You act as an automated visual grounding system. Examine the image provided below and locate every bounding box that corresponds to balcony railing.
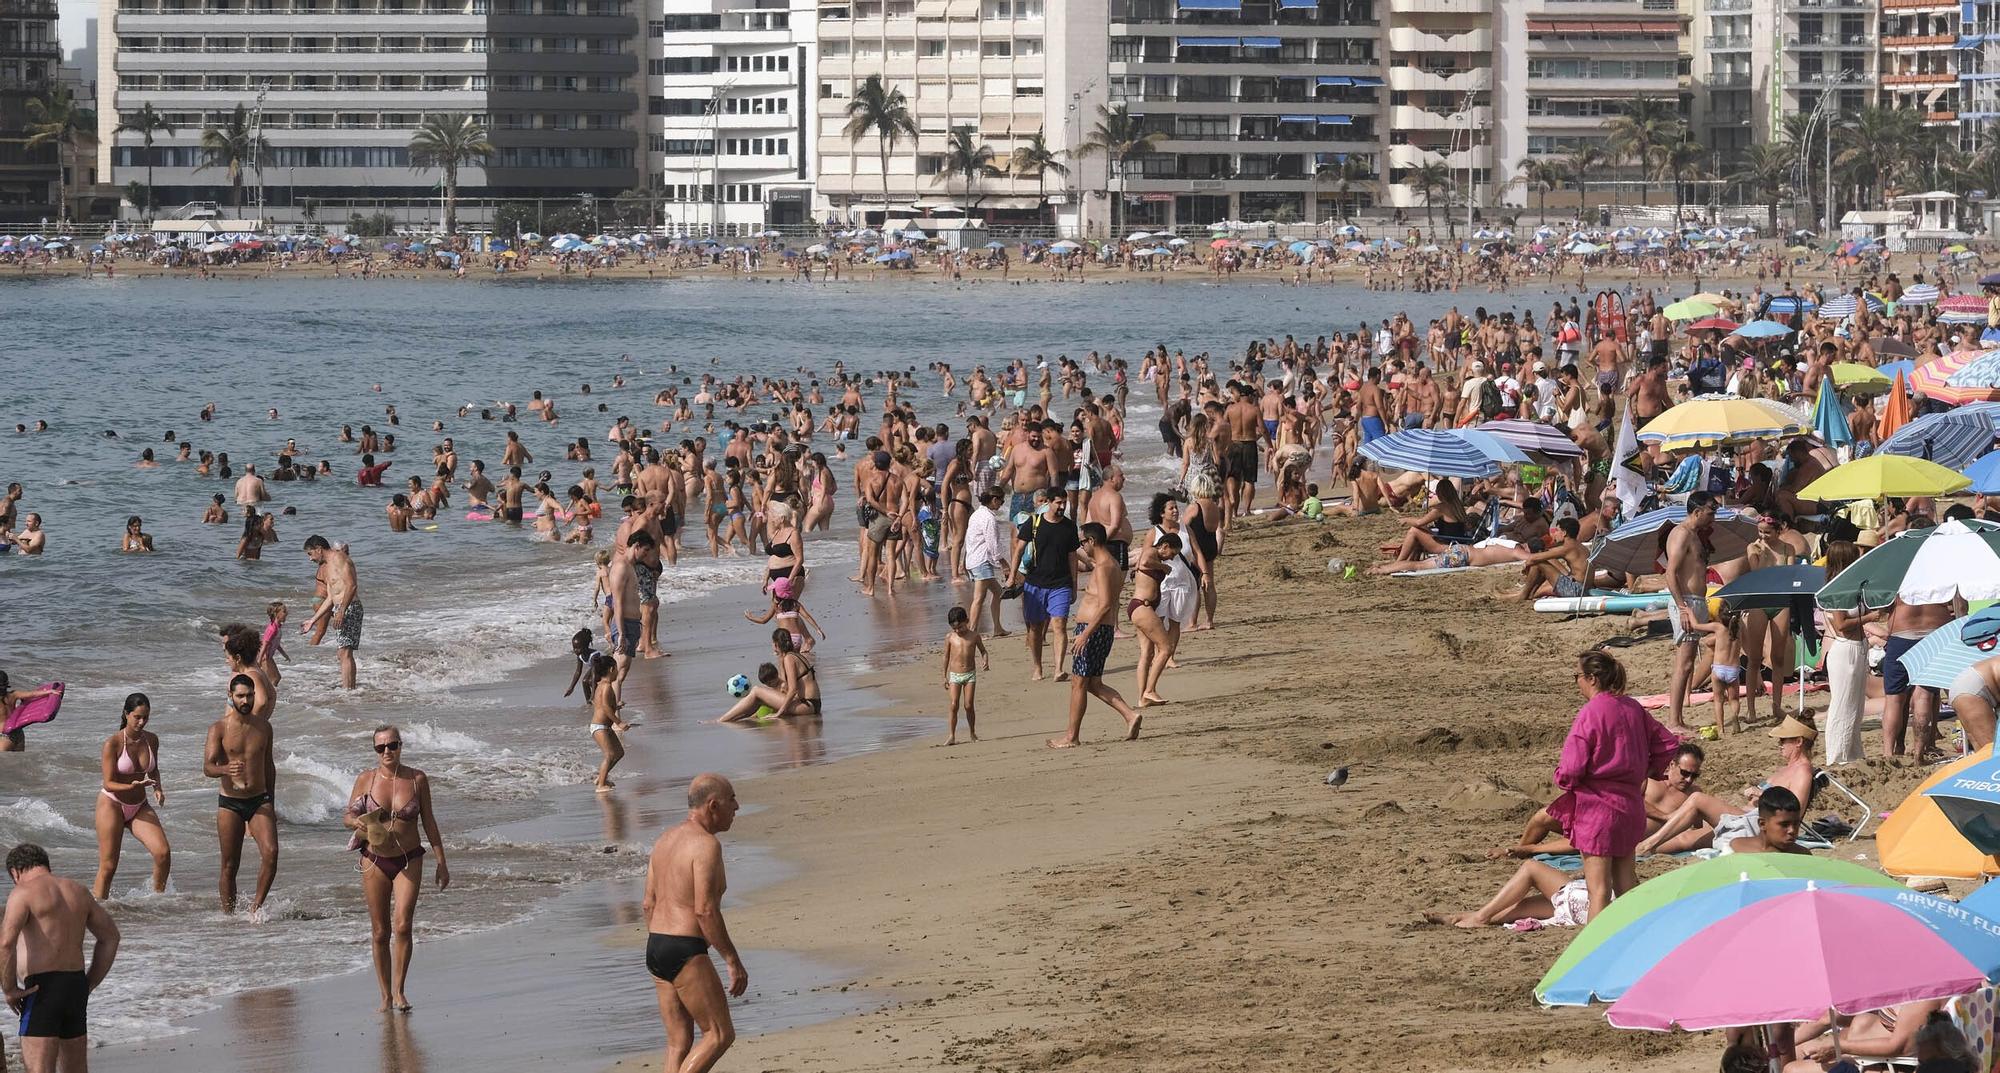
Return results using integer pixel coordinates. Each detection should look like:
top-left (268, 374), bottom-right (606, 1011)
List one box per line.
top-left (1705, 34), bottom-right (1751, 48)
top-left (0, 0), bottom-right (60, 16)
top-left (1709, 71), bottom-right (1751, 85)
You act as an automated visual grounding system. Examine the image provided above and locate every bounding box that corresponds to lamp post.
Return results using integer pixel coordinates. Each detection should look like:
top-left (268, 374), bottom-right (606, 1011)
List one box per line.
top-left (1065, 76), bottom-right (1096, 237)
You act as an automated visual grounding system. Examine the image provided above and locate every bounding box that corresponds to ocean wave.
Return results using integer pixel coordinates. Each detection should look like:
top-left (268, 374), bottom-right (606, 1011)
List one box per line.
top-left (275, 751), bottom-right (361, 824)
top-left (0, 797), bottom-right (89, 841)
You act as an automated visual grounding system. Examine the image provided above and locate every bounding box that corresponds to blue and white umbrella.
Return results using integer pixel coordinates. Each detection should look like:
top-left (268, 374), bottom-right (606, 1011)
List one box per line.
top-left (1454, 429), bottom-right (1533, 465)
top-left (1592, 505), bottom-right (1758, 577)
top-left (1877, 359), bottom-right (1919, 383)
top-left (1766, 295), bottom-right (1817, 316)
top-left (1818, 294), bottom-right (1859, 318)
top-left (1733, 320), bottom-right (1791, 340)
top-left (1900, 283), bottom-right (1942, 306)
top-left (1924, 732), bottom-right (2000, 854)
top-left (1896, 611), bottom-right (2000, 692)
top-left (1948, 349), bottom-right (2000, 391)
top-left (1877, 411), bottom-right (1997, 470)
top-left (1358, 429), bottom-right (1501, 478)
top-left (1049, 239), bottom-right (1080, 251)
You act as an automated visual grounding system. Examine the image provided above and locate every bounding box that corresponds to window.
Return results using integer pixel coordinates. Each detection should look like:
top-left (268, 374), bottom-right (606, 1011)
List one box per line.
top-left (823, 41), bottom-right (850, 56)
top-left (1015, 37), bottom-right (1041, 55)
top-left (921, 39), bottom-right (943, 56)
top-left (980, 40), bottom-right (1010, 56)
top-left (1015, 76), bottom-right (1042, 97)
top-left (655, 137), bottom-right (715, 154)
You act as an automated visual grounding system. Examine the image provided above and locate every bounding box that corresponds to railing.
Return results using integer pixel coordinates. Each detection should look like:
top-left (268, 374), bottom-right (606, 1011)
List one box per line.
top-left (1705, 34), bottom-right (1751, 48)
top-left (0, 0), bottom-right (60, 16)
top-left (1710, 71), bottom-right (1751, 85)
top-left (1881, 33), bottom-right (1956, 47)
top-left (1112, 91), bottom-right (1378, 104)
top-left (0, 41), bottom-right (63, 57)
top-left (1110, 13), bottom-right (1377, 25)
top-left (119, 43), bottom-right (487, 51)
top-left (120, 4), bottom-right (486, 13)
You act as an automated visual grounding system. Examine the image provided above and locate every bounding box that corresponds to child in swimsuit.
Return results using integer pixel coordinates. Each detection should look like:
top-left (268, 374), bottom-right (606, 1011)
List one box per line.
top-left (941, 606), bottom-right (989, 745)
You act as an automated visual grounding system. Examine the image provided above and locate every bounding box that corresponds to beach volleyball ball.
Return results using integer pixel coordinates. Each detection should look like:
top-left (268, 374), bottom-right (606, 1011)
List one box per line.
top-left (727, 674), bottom-right (752, 697)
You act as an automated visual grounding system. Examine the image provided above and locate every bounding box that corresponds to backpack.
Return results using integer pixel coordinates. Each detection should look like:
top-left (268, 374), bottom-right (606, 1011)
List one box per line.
top-left (1478, 378), bottom-right (1505, 421)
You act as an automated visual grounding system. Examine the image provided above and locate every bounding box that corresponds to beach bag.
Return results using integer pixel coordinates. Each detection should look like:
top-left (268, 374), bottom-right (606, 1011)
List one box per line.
top-left (1478, 379), bottom-right (1504, 422)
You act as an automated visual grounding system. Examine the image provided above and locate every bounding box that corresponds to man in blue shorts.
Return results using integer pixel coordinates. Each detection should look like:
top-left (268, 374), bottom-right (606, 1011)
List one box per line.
top-left (1005, 488), bottom-right (1079, 681)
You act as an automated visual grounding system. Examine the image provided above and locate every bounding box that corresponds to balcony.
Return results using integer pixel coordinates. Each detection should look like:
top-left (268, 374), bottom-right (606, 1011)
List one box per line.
top-left (0, 0), bottom-right (60, 15)
top-left (1386, 64), bottom-right (1486, 92)
top-left (1707, 0), bottom-right (1750, 8)
top-left (1883, 0), bottom-right (1955, 8)
top-left (1388, 0), bottom-right (1486, 11)
top-left (1387, 142), bottom-right (1489, 170)
top-left (0, 40), bottom-right (61, 57)
top-left (1882, 33), bottom-right (1956, 48)
top-left (1709, 70), bottom-right (1751, 86)
top-left (1785, 0), bottom-right (1869, 8)
top-left (1386, 26), bottom-right (1491, 52)
top-left (1784, 32), bottom-right (1874, 47)
top-left (1704, 34), bottom-right (1750, 49)
top-left (1925, 109), bottom-right (1959, 123)
top-left (1390, 104), bottom-right (1488, 129)
top-left (1882, 70), bottom-right (1955, 85)
top-left (1786, 69), bottom-right (1870, 85)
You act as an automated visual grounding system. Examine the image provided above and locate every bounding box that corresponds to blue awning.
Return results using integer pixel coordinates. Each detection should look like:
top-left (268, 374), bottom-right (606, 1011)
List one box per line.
top-left (1317, 114), bottom-right (1352, 124)
top-left (1279, 114), bottom-right (1316, 122)
top-left (1279, 0), bottom-right (1317, 7)
top-left (1177, 0), bottom-right (1242, 9)
top-left (1177, 35), bottom-right (1239, 46)
top-left (1315, 75), bottom-right (1352, 86)
top-left (1240, 35), bottom-right (1281, 47)
top-left (1314, 152), bottom-right (1349, 164)
top-left (1350, 75), bottom-right (1384, 87)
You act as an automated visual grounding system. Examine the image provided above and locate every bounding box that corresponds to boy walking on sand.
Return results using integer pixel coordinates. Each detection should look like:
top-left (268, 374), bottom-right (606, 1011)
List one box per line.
top-left (942, 607), bottom-right (989, 745)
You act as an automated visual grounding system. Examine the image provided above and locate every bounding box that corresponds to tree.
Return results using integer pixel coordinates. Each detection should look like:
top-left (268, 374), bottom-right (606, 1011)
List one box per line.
top-left (1410, 161), bottom-right (1450, 238)
top-left (115, 104), bottom-right (177, 220)
top-left (1605, 96), bottom-right (1682, 208)
top-left (408, 113), bottom-right (493, 236)
top-left (25, 85), bottom-right (93, 223)
top-left (1563, 145), bottom-right (1609, 219)
top-left (1731, 142), bottom-right (1793, 235)
top-left (843, 75), bottom-right (916, 223)
top-left (1075, 103), bottom-right (1164, 238)
top-left (1666, 137), bottom-right (1707, 212)
top-left (1511, 157), bottom-right (1565, 224)
top-left (197, 104), bottom-right (267, 213)
top-left (1008, 129), bottom-right (1068, 229)
top-left (941, 125), bottom-right (996, 211)
top-left (1314, 154), bottom-right (1375, 222)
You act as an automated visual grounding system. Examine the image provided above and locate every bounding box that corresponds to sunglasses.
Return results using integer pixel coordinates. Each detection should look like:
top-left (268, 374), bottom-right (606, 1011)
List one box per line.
top-left (374, 742), bottom-right (402, 753)
top-left (1676, 767), bottom-right (1701, 779)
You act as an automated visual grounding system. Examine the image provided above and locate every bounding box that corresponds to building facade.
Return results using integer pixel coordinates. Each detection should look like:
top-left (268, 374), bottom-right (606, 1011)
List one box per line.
top-left (97, 0), bottom-right (641, 225)
top-left (1, 0), bottom-right (62, 222)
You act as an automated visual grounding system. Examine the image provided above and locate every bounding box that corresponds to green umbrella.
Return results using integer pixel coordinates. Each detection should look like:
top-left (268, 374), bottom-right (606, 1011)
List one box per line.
top-left (1817, 519), bottom-right (2000, 611)
top-left (1662, 299), bottom-right (1719, 321)
top-left (1533, 854), bottom-right (1898, 1001)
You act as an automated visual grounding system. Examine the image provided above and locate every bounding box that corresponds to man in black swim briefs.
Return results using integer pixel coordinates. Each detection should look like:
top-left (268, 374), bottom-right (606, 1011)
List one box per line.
top-left (3, 842), bottom-right (121, 1073)
top-left (645, 773), bottom-right (745, 1073)
top-left (205, 675), bottom-right (280, 915)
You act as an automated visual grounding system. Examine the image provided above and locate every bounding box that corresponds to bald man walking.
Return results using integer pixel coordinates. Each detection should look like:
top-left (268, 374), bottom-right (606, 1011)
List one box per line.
top-left (644, 774), bottom-right (745, 1073)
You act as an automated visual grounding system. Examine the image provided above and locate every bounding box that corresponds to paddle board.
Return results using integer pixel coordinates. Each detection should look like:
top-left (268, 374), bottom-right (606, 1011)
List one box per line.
top-left (1534, 593), bottom-right (1672, 615)
top-left (4, 681), bottom-right (63, 734)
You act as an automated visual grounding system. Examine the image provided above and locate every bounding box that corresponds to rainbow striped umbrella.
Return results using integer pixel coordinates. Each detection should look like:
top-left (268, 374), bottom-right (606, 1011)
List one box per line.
top-left (1915, 350), bottom-right (2000, 405)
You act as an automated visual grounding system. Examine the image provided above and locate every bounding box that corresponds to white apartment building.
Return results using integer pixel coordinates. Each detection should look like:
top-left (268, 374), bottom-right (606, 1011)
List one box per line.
top-left (1692, 0), bottom-right (1874, 169)
top-left (810, 0), bottom-right (1072, 226)
top-left (648, 0), bottom-right (815, 232)
top-left (1382, 0), bottom-right (1491, 211)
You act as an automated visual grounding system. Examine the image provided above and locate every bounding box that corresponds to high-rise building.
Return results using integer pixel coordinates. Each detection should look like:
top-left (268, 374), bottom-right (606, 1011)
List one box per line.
top-left (647, 0), bottom-right (815, 233)
top-left (97, 0), bottom-right (642, 225)
top-left (1878, 0), bottom-right (1957, 137)
top-left (1, 0), bottom-right (63, 222)
top-left (1382, 0), bottom-right (1488, 212)
top-left (1964, 1), bottom-right (2000, 151)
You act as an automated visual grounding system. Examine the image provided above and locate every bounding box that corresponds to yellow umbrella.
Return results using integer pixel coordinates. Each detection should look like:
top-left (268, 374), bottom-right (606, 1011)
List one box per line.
top-left (1637, 396), bottom-right (1804, 447)
top-left (1796, 454), bottom-right (1971, 501)
top-left (1685, 291), bottom-right (1731, 306)
top-left (1662, 299), bottom-right (1719, 321)
top-left (1828, 362), bottom-right (1891, 396)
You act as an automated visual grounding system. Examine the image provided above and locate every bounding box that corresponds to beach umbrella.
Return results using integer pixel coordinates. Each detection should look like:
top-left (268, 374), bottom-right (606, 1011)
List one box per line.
top-left (1765, 295), bottom-right (1816, 316)
top-left (1591, 505), bottom-right (1757, 577)
top-left (1874, 338), bottom-right (1920, 360)
top-left (1336, 224), bottom-right (1361, 236)
top-left (1880, 371), bottom-right (1914, 435)
top-left (1796, 454), bottom-right (1970, 502)
top-left (1900, 283), bottom-right (1942, 306)
top-left (1877, 410), bottom-right (1996, 470)
top-left (1882, 747), bottom-right (2000, 878)
top-left (1453, 429), bottom-right (1533, 465)
top-left (1125, 231), bottom-right (1151, 242)
top-left (1685, 317), bottom-right (1740, 333)
top-left (1638, 396), bottom-right (1803, 445)
top-left (1820, 519), bottom-right (2000, 610)
top-left (1967, 451), bottom-right (2000, 493)
top-left (1383, 238), bottom-right (1406, 250)
top-left (1828, 362), bottom-right (1892, 397)
top-left (1913, 351), bottom-right (2000, 405)
top-left (1168, 237), bottom-right (1190, 247)
top-left (1357, 429), bottom-right (1500, 478)
top-left (1474, 419), bottom-right (1584, 458)
top-left (1733, 320), bottom-right (1791, 340)
top-left (1813, 374), bottom-right (1852, 450)
top-left (1661, 298), bottom-right (1717, 321)
top-left (1605, 887), bottom-right (1996, 1031)
top-left (1942, 294), bottom-right (1992, 321)
top-left (1818, 294), bottom-right (1860, 318)
top-left (1945, 350), bottom-right (2000, 402)
top-left (1863, 292), bottom-right (1890, 313)
top-left (1049, 240), bottom-right (1080, 251)
top-left (1718, 564), bottom-right (1828, 717)
top-left (1896, 610), bottom-right (2000, 695)
top-left (1569, 241), bottom-right (1602, 255)
top-left (1536, 854), bottom-right (1900, 1005)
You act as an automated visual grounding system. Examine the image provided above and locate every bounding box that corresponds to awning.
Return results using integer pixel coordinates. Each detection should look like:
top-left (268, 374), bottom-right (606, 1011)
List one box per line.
top-left (1177, 0), bottom-right (1241, 9)
top-left (1278, 0), bottom-right (1316, 8)
top-left (1317, 114), bottom-right (1352, 125)
top-left (1350, 76), bottom-right (1383, 87)
top-left (1316, 75), bottom-right (1352, 86)
top-left (1240, 35), bottom-right (1280, 47)
top-left (1279, 114), bottom-right (1316, 122)
top-left (1177, 35), bottom-right (1238, 46)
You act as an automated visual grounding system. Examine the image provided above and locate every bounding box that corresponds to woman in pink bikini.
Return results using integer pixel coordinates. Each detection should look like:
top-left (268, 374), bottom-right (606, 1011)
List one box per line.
top-left (93, 692), bottom-right (170, 898)
top-left (343, 724), bottom-right (450, 1012)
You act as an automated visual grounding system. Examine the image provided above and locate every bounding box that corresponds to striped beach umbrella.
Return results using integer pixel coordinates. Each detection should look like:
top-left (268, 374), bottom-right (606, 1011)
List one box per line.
top-left (1817, 294), bottom-right (1859, 318)
top-left (1877, 410), bottom-right (1997, 470)
top-left (1475, 419), bottom-right (1585, 458)
top-left (1765, 295), bottom-right (1816, 316)
top-left (1357, 429), bottom-right (1500, 478)
top-left (1915, 351), bottom-right (2000, 405)
top-left (1897, 612), bottom-right (1999, 692)
top-left (1939, 294), bottom-right (1992, 325)
top-left (1592, 505), bottom-right (1757, 577)
top-left (1638, 396), bottom-right (1804, 446)
top-left (1899, 283), bottom-right (1942, 306)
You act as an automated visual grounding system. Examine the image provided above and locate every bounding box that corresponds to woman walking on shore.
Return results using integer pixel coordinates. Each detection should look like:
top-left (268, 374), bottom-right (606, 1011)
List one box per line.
top-left (343, 724), bottom-right (449, 1012)
top-left (1546, 652), bottom-right (1680, 921)
top-left (94, 692), bottom-right (170, 897)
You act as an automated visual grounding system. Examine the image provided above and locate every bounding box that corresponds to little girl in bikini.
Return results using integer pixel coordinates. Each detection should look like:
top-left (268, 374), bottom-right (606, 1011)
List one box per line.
top-left (258, 602), bottom-right (291, 686)
top-left (744, 576), bottom-right (825, 654)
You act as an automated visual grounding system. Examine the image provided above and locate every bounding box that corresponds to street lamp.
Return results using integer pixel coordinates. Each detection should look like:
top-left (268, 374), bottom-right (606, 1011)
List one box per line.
top-left (1065, 76), bottom-right (1097, 237)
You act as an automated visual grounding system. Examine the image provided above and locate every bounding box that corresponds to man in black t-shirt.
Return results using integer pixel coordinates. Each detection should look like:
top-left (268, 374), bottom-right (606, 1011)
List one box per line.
top-left (1005, 488), bottom-right (1080, 681)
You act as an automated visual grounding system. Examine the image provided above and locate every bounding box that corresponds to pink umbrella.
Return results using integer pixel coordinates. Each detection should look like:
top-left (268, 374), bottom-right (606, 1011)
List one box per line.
top-left (1914, 350), bottom-right (2000, 406)
top-left (1606, 888), bottom-right (1986, 1033)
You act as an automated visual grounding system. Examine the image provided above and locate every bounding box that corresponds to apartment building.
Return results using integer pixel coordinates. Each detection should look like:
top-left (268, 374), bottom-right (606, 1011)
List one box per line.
top-left (1, 0), bottom-right (62, 222)
top-left (648, 0), bottom-right (813, 232)
top-left (1381, 0), bottom-right (1486, 211)
top-left (1879, 0), bottom-right (1957, 135)
top-left (1967, 1), bottom-right (2000, 151)
top-left (809, 0), bottom-right (1068, 227)
top-left (97, 0), bottom-right (642, 223)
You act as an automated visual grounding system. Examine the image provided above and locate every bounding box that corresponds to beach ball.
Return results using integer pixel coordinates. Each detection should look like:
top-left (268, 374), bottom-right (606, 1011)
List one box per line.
top-left (727, 674), bottom-right (752, 697)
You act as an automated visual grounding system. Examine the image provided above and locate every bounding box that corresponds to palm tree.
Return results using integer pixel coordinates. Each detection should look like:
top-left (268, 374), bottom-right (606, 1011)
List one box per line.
top-left (114, 104), bottom-right (177, 220)
top-left (1410, 161), bottom-right (1450, 238)
top-left (1314, 155), bottom-right (1375, 223)
top-left (1563, 145), bottom-right (1609, 220)
top-left (940, 125), bottom-right (996, 211)
top-left (843, 75), bottom-right (916, 224)
top-left (25, 85), bottom-right (92, 223)
top-left (1666, 137), bottom-right (1707, 211)
top-left (1075, 103), bottom-right (1164, 238)
top-left (1731, 142), bottom-right (1794, 235)
top-left (1008, 129), bottom-right (1068, 229)
top-left (408, 113), bottom-right (493, 236)
top-left (1605, 96), bottom-right (1681, 207)
top-left (1511, 157), bottom-right (1565, 224)
top-left (197, 104), bottom-right (267, 213)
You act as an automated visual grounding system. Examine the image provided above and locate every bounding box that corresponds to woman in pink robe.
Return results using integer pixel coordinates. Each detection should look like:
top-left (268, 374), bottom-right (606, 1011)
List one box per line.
top-left (1546, 651), bottom-right (1682, 920)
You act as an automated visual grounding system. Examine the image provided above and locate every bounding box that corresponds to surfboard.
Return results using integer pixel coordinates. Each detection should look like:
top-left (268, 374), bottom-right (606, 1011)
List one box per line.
top-left (4, 682), bottom-right (63, 734)
top-left (1534, 593), bottom-right (1672, 615)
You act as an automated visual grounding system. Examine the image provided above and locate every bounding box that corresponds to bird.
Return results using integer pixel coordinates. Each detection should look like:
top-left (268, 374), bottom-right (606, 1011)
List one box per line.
top-left (1324, 767), bottom-right (1350, 789)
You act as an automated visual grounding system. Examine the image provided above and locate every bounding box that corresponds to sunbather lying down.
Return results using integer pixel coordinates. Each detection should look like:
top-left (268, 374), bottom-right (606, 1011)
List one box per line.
top-left (1368, 541), bottom-right (1531, 575)
top-left (1489, 742), bottom-right (1711, 860)
top-left (1424, 860), bottom-right (1588, 930)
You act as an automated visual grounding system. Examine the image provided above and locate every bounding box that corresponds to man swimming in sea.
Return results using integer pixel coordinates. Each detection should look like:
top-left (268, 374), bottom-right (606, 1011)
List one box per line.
top-left (644, 773), bottom-right (746, 1073)
top-left (204, 675), bottom-right (279, 916)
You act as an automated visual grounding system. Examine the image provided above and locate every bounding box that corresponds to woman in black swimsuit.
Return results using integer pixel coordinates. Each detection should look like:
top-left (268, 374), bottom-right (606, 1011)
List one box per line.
top-left (343, 725), bottom-right (449, 1012)
top-left (941, 439), bottom-right (974, 581)
top-left (763, 499), bottom-right (804, 594)
top-left (718, 629), bottom-right (822, 722)
top-left (1385, 478), bottom-right (1470, 563)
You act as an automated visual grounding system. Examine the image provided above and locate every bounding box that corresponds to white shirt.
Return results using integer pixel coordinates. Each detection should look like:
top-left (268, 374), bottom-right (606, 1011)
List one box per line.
top-left (963, 505), bottom-right (1004, 570)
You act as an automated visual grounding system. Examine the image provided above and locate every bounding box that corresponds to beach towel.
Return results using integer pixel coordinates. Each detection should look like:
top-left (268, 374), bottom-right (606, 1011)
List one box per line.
top-left (1631, 680), bottom-right (1826, 710)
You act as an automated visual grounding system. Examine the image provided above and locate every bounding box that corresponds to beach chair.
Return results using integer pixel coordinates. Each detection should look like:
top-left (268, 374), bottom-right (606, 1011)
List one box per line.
top-left (1854, 985), bottom-right (1998, 1072)
top-left (1811, 770), bottom-right (1873, 843)
top-left (1431, 497), bottom-right (1499, 547)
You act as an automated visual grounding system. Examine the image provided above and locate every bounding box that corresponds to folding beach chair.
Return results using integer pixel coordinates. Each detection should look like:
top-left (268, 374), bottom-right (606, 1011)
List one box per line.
top-left (1811, 769), bottom-right (1873, 843)
top-left (1855, 984), bottom-right (1997, 1072)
